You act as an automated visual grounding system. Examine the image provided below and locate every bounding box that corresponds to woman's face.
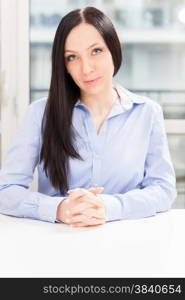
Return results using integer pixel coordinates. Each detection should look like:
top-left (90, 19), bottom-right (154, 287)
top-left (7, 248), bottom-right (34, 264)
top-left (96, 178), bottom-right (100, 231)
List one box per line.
top-left (64, 22), bottom-right (114, 95)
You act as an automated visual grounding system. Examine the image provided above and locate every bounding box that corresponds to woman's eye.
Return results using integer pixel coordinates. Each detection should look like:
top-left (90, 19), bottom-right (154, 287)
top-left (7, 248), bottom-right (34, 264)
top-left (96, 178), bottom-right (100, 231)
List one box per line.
top-left (92, 48), bottom-right (102, 55)
top-left (65, 48), bottom-right (102, 61)
top-left (66, 55), bottom-right (76, 61)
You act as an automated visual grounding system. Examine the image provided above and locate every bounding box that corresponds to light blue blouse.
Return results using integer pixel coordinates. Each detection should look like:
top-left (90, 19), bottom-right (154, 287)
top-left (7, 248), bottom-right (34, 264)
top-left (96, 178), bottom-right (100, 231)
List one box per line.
top-left (0, 83), bottom-right (177, 223)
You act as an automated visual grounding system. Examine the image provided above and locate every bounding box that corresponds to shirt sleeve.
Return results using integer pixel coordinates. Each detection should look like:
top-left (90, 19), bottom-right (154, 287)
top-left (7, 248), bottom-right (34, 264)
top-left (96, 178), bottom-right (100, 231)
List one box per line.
top-left (99, 104), bottom-right (177, 222)
top-left (0, 101), bottom-right (65, 223)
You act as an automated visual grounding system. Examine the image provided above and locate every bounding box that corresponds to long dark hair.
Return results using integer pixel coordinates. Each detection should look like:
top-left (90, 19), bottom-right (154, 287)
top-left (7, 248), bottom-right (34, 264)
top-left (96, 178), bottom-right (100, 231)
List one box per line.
top-left (40, 6), bottom-right (122, 196)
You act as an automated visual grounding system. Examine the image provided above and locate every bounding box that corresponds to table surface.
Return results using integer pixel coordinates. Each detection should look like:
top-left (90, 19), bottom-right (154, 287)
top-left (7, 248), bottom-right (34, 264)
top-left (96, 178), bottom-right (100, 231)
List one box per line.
top-left (0, 209), bottom-right (185, 278)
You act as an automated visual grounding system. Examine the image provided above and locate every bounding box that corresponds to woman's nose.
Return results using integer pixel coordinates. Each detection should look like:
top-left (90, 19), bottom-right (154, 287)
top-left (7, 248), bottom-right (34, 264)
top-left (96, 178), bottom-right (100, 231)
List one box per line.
top-left (81, 58), bottom-right (94, 75)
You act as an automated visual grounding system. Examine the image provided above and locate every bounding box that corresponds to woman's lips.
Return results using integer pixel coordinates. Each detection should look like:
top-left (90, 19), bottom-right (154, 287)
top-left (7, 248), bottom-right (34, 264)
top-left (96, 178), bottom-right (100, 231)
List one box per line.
top-left (84, 77), bottom-right (101, 84)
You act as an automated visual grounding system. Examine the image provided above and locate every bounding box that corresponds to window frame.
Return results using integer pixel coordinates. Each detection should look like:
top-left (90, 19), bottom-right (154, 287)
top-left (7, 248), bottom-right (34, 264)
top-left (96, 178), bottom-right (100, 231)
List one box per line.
top-left (0, 0), bottom-right (29, 165)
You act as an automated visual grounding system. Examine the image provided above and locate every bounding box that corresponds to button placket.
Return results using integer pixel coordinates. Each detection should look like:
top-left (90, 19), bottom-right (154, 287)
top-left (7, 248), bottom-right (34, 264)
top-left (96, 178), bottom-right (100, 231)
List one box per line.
top-left (84, 112), bottom-right (108, 188)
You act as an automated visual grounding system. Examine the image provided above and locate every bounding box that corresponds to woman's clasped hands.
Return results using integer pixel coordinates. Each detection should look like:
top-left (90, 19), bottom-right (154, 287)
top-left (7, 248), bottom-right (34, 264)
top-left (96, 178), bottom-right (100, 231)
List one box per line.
top-left (56, 187), bottom-right (106, 227)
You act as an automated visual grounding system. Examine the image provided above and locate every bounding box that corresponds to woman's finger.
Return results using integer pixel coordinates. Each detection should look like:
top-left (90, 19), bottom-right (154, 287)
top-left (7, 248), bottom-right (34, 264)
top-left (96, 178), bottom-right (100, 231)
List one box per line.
top-left (88, 187), bottom-right (104, 194)
top-left (68, 191), bottom-right (103, 207)
top-left (70, 222), bottom-right (85, 227)
top-left (70, 214), bottom-right (105, 226)
top-left (82, 208), bottom-right (106, 219)
top-left (71, 222), bottom-right (101, 228)
top-left (67, 188), bottom-right (95, 199)
top-left (71, 206), bottom-right (105, 219)
top-left (67, 187), bottom-right (104, 194)
top-left (70, 202), bottom-right (95, 215)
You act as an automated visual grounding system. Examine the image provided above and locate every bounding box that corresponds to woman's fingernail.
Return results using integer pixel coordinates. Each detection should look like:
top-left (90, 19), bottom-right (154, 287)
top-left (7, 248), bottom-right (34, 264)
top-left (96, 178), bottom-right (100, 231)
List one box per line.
top-left (68, 188), bottom-right (81, 193)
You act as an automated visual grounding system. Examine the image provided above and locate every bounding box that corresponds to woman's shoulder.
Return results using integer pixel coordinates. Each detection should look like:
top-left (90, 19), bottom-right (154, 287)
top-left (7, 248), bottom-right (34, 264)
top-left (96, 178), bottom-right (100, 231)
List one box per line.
top-left (30, 96), bottom-right (47, 110)
top-left (19, 97), bottom-right (48, 129)
top-left (117, 84), bottom-right (163, 114)
top-left (136, 93), bottom-right (163, 117)
top-left (28, 97), bottom-right (48, 120)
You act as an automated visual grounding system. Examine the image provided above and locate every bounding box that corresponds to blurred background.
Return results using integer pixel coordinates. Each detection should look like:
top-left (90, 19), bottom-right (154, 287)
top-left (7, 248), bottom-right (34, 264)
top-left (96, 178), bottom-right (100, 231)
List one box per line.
top-left (0, 0), bottom-right (185, 207)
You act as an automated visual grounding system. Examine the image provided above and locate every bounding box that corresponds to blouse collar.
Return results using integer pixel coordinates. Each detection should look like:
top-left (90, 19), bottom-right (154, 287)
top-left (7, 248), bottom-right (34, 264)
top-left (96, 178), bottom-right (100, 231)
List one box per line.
top-left (74, 82), bottom-right (146, 114)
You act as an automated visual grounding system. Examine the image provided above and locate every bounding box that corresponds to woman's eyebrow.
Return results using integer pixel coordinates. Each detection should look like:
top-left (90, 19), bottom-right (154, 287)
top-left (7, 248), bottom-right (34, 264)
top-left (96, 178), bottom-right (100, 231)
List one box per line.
top-left (64, 42), bottom-right (101, 53)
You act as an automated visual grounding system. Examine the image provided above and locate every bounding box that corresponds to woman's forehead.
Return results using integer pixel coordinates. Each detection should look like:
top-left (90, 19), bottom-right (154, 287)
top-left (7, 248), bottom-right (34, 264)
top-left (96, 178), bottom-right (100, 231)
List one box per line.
top-left (64, 23), bottom-right (105, 52)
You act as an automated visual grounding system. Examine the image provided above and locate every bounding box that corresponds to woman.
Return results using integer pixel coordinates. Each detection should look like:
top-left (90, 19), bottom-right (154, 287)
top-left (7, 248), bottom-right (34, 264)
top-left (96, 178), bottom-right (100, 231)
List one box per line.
top-left (0, 7), bottom-right (177, 227)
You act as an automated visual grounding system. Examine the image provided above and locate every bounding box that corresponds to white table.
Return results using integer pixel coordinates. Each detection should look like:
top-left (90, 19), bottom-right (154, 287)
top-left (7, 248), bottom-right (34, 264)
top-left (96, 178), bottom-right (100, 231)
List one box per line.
top-left (0, 209), bottom-right (184, 278)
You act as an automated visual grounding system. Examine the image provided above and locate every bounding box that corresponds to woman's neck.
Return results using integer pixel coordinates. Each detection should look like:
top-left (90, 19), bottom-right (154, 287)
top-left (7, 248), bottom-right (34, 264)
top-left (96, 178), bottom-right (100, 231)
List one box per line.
top-left (80, 86), bottom-right (119, 117)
